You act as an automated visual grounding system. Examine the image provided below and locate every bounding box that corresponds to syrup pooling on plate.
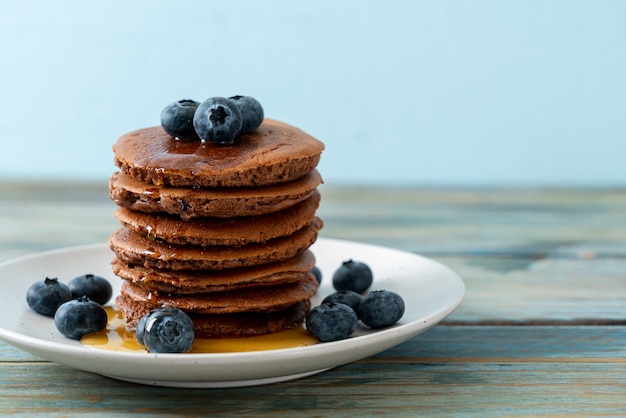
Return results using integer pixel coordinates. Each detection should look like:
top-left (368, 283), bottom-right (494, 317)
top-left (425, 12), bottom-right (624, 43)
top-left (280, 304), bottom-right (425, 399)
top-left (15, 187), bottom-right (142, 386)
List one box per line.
top-left (81, 307), bottom-right (318, 353)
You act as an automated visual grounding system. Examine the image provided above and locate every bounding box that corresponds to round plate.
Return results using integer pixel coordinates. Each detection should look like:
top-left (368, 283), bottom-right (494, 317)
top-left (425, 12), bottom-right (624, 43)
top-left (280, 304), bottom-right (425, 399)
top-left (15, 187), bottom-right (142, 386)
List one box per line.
top-left (0, 237), bottom-right (464, 388)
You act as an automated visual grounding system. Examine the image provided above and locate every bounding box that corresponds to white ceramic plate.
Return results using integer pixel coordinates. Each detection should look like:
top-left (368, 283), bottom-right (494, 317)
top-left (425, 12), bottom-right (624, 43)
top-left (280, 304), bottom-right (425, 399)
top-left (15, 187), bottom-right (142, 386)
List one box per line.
top-left (0, 238), bottom-right (464, 388)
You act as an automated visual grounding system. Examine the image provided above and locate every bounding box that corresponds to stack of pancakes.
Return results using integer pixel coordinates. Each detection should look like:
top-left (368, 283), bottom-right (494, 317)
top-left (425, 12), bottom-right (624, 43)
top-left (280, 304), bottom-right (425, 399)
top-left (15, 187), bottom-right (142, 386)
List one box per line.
top-left (108, 119), bottom-right (324, 338)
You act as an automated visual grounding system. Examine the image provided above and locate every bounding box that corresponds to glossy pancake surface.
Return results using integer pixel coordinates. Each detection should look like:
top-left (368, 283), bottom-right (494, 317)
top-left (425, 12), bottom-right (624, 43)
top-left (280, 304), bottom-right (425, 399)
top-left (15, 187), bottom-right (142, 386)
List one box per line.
top-left (113, 119), bottom-right (324, 187)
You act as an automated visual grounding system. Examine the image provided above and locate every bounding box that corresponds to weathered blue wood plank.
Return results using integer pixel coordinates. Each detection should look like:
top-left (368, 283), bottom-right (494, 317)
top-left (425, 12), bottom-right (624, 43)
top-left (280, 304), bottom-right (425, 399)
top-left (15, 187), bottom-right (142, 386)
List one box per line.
top-left (390, 325), bottom-right (626, 360)
top-left (0, 342), bottom-right (42, 362)
top-left (1, 356), bottom-right (626, 417)
top-left (319, 185), bottom-right (626, 255)
top-left (2, 362), bottom-right (626, 417)
top-left (440, 255), bottom-right (626, 323)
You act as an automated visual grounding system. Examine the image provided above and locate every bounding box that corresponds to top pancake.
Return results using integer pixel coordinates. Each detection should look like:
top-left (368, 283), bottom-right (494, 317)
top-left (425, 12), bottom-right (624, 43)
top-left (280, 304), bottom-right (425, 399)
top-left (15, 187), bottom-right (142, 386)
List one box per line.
top-left (113, 119), bottom-right (325, 188)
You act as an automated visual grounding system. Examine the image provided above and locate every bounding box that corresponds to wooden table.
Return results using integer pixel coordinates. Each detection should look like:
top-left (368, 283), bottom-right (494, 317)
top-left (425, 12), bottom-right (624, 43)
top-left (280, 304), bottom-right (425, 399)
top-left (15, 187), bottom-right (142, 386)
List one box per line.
top-left (2, 182), bottom-right (626, 416)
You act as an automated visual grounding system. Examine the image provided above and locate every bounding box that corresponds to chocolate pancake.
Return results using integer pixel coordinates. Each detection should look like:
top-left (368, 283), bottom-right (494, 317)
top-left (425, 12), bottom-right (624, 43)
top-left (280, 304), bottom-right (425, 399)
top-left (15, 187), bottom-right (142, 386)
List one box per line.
top-left (109, 170), bottom-right (322, 220)
top-left (110, 217), bottom-right (323, 271)
top-left (119, 273), bottom-right (318, 314)
top-left (111, 250), bottom-right (316, 294)
top-left (113, 119), bottom-right (325, 188)
top-left (114, 190), bottom-right (321, 246)
top-left (116, 295), bottom-right (310, 338)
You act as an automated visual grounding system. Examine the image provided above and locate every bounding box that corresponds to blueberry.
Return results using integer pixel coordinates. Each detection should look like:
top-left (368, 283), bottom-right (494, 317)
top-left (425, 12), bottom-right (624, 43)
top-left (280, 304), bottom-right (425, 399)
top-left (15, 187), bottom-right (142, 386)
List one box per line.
top-left (358, 290), bottom-right (405, 329)
top-left (135, 313), bottom-right (149, 345)
top-left (160, 99), bottom-right (200, 140)
top-left (332, 260), bottom-right (373, 294)
top-left (311, 266), bottom-right (322, 284)
top-left (139, 307), bottom-right (195, 353)
top-left (26, 277), bottom-right (72, 317)
top-left (228, 95), bottom-right (264, 134)
top-left (68, 273), bottom-right (112, 306)
top-left (305, 303), bottom-right (358, 342)
top-left (193, 97), bottom-right (243, 144)
top-left (322, 290), bottom-right (363, 312)
top-left (54, 296), bottom-right (108, 340)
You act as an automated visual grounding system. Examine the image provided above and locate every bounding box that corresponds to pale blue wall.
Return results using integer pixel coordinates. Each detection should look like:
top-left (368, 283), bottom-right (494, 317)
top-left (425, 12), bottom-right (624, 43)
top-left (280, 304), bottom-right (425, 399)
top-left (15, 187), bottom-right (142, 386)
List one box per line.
top-left (1, 1), bottom-right (624, 186)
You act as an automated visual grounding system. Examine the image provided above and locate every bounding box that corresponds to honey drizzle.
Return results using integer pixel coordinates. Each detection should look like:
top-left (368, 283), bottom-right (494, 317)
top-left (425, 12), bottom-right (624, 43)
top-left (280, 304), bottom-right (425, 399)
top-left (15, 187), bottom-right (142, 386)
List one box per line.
top-left (81, 307), bottom-right (318, 353)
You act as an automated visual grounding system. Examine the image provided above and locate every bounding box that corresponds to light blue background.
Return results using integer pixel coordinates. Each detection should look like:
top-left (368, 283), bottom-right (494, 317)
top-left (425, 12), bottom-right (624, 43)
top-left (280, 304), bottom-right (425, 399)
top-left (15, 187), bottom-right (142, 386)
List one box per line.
top-left (1, 1), bottom-right (624, 186)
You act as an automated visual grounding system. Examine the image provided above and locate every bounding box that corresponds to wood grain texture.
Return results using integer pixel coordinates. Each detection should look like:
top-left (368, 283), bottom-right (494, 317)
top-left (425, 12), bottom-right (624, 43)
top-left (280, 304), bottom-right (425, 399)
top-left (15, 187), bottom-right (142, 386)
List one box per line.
top-left (2, 182), bottom-right (626, 416)
top-left (319, 185), bottom-right (626, 253)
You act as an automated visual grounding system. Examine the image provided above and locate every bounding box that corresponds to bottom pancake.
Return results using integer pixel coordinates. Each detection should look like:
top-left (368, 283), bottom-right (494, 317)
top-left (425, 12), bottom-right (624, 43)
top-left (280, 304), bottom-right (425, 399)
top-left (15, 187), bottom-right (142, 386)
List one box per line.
top-left (116, 294), bottom-right (310, 338)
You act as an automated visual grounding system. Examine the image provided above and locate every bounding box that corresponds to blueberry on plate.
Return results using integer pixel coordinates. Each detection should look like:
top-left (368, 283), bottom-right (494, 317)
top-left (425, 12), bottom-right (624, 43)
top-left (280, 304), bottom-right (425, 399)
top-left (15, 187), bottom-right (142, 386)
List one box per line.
top-left (305, 302), bottom-right (358, 342)
top-left (26, 277), bottom-right (72, 317)
top-left (54, 296), bottom-right (108, 340)
top-left (358, 290), bottom-right (405, 329)
top-left (311, 266), bottom-right (322, 284)
top-left (160, 99), bottom-right (200, 140)
top-left (193, 97), bottom-right (243, 144)
top-left (332, 259), bottom-right (373, 294)
top-left (228, 95), bottom-right (264, 134)
top-left (68, 273), bottom-right (112, 306)
top-left (135, 313), bottom-right (149, 345)
top-left (322, 290), bottom-right (363, 312)
top-left (139, 307), bottom-right (195, 353)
